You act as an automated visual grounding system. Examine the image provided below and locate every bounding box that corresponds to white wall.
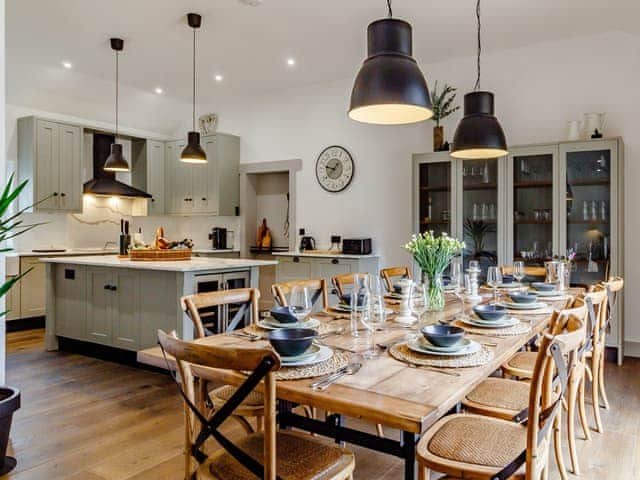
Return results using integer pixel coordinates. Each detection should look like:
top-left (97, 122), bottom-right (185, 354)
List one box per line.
top-left (0, 0), bottom-right (6, 384)
top-left (205, 31), bottom-right (639, 344)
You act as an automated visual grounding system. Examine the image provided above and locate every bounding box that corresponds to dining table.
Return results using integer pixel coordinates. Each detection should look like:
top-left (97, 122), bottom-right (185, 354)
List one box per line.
top-left (138, 287), bottom-right (583, 480)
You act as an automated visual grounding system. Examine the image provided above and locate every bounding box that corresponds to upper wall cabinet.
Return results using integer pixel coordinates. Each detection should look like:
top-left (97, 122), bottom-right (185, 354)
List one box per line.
top-left (165, 133), bottom-right (240, 216)
top-left (18, 117), bottom-right (83, 212)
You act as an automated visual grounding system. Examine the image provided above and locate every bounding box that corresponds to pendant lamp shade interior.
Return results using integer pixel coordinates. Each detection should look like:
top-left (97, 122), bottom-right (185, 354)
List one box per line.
top-left (349, 6), bottom-right (433, 125)
top-left (104, 37), bottom-right (130, 172)
top-left (181, 13), bottom-right (207, 163)
top-left (450, 0), bottom-right (507, 159)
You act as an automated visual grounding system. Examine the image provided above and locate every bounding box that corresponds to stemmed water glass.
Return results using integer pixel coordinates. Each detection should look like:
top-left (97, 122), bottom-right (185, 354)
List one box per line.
top-left (361, 276), bottom-right (386, 358)
top-left (289, 285), bottom-right (311, 322)
top-left (486, 266), bottom-right (502, 305)
top-left (450, 262), bottom-right (464, 317)
top-left (409, 281), bottom-right (429, 323)
top-left (512, 260), bottom-right (525, 292)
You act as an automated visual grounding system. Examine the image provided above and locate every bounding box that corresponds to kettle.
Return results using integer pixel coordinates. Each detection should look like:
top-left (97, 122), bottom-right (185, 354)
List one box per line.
top-left (299, 236), bottom-right (316, 251)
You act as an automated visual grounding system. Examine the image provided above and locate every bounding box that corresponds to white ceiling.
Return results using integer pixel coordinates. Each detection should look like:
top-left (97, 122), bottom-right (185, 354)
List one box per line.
top-left (6, 0), bottom-right (639, 122)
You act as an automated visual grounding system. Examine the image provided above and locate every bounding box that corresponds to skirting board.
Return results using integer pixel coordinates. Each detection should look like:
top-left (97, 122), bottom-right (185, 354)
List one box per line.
top-left (624, 341), bottom-right (640, 358)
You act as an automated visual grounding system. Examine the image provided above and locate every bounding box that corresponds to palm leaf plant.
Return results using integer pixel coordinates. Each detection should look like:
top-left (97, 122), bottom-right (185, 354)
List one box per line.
top-left (431, 81), bottom-right (460, 128)
top-left (1, 174), bottom-right (47, 316)
top-left (463, 219), bottom-right (496, 256)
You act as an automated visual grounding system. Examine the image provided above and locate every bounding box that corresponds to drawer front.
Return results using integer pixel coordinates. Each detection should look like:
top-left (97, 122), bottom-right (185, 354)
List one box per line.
top-left (276, 257), bottom-right (312, 282)
top-left (315, 259), bottom-right (355, 304)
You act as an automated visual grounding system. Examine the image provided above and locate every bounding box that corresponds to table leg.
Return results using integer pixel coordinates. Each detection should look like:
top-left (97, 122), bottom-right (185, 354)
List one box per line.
top-left (277, 400), bottom-right (295, 430)
top-left (401, 430), bottom-right (419, 480)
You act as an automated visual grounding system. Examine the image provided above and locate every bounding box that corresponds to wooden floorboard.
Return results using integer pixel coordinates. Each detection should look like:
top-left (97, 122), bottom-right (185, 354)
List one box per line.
top-left (2, 328), bottom-right (638, 479)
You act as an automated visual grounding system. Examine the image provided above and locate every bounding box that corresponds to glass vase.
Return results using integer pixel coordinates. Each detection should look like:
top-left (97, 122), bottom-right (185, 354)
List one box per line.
top-left (422, 271), bottom-right (445, 312)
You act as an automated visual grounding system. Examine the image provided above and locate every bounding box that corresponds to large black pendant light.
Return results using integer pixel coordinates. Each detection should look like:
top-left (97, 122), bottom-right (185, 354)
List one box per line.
top-left (181, 13), bottom-right (207, 163)
top-left (104, 38), bottom-right (130, 172)
top-left (348, 0), bottom-right (433, 125)
top-left (450, 0), bottom-right (507, 159)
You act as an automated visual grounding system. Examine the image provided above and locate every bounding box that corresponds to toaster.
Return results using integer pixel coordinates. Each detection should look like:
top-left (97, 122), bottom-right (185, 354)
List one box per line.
top-left (342, 238), bottom-right (372, 255)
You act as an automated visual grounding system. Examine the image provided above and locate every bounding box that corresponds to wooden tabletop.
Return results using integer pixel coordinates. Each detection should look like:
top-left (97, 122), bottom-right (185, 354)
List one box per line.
top-left (138, 289), bottom-right (580, 434)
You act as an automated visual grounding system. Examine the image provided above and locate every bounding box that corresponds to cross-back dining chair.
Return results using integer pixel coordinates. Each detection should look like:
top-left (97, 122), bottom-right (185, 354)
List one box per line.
top-left (379, 266), bottom-right (412, 293)
top-left (332, 272), bottom-right (368, 297)
top-left (181, 288), bottom-right (264, 434)
top-left (157, 330), bottom-right (356, 480)
top-left (417, 312), bottom-right (585, 480)
top-left (463, 304), bottom-right (588, 479)
top-left (271, 278), bottom-right (329, 311)
top-left (500, 265), bottom-right (546, 280)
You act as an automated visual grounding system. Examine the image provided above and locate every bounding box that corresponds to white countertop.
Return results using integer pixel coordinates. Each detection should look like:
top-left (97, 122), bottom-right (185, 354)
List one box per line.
top-left (272, 251), bottom-right (379, 259)
top-left (192, 248), bottom-right (240, 254)
top-left (6, 248), bottom-right (119, 258)
top-left (40, 255), bottom-right (277, 272)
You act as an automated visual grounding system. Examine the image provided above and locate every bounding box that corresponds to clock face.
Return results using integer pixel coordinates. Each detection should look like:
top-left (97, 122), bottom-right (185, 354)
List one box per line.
top-left (315, 146), bottom-right (354, 193)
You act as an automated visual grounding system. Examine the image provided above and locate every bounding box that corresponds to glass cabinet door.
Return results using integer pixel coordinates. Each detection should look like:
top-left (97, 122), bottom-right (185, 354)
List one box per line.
top-left (415, 154), bottom-right (453, 236)
top-left (506, 145), bottom-right (558, 266)
top-left (459, 158), bottom-right (501, 274)
top-left (560, 140), bottom-right (619, 287)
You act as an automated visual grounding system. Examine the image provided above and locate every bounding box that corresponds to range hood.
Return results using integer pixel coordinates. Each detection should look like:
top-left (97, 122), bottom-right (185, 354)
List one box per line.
top-left (83, 133), bottom-right (151, 198)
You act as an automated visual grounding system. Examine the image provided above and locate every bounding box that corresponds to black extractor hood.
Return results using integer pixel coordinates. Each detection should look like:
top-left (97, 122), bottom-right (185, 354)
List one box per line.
top-left (83, 133), bottom-right (151, 198)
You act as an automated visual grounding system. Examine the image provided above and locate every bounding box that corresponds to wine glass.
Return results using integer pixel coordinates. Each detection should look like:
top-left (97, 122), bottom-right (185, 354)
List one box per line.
top-left (450, 262), bottom-right (464, 317)
top-left (289, 286), bottom-right (311, 322)
top-left (512, 261), bottom-right (525, 292)
top-left (409, 282), bottom-right (429, 323)
top-left (361, 279), bottom-right (386, 358)
top-left (486, 266), bottom-right (502, 305)
top-left (350, 274), bottom-right (370, 337)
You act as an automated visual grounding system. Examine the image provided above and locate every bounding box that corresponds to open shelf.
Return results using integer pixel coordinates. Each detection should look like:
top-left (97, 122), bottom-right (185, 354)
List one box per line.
top-left (569, 179), bottom-right (610, 186)
top-left (421, 220), bottom-right (450, 226)
top-left (463, 183), bottom-right (497, 191)
top-left (420, 185), bottom-right (450, 192)
top-left (514, 180), bottom-right (553, 188)
top-left (568, 219), bottom-right (609, 224)
top-left (515, 220), bottom-right (553, 225)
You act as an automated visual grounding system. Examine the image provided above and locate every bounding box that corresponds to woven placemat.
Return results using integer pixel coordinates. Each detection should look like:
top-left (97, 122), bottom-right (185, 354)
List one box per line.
top-left (245, 322), bottom-right (335, 336)
top-left (389, 342), bottom-right (493, 368)
top-left (453, 319), bottom-right (532, 337)
top-left (273, 351), bottom-right (351, 380)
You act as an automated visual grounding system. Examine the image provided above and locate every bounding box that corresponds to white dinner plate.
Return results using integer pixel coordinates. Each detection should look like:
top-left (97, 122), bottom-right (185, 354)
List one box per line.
top-left (258, 318), bottom-right (321, 330)
top-left (407, 337), bottom-right (481, 356)
top-left (531, 289), bottom-right (562, 297)
top-left (279, 344), bottom-right (321, 363)
top-left (499, 301), bottom-right (548, 310)
top-left (460, 315), bottom-right (520, 329)
top-left (417, 337), bottom-right (473, 353)
top-left (280, 345), bottom-right (333, 367)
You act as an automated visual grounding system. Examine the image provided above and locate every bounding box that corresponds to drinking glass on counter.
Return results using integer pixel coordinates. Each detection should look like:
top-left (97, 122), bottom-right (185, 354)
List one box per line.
top-left (487, 266), bottom-right (502, 304)
top-left (289, 286), bottom-right (311, 321)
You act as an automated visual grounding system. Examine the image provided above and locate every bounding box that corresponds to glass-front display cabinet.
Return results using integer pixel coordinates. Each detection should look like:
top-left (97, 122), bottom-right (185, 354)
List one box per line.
top-left (412, 152), bottom-right (506, 277)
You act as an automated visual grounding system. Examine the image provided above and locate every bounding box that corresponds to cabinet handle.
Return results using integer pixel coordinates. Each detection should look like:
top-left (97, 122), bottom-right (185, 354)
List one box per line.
top-left (293, 256), bottom-right (300, 263)
top-left (110, 285), bottom-right (118, 291)
top-left (53, 192), bottom-right (59, 196)
top-left (104, 284), bottom-right (111, 290)
top-left (201, 197), bottom-right (207, 201)
top-left (331, 258), bottom-right (339, 265)
top-left (151, 198), bottom-right (155, 203)
top-left (60, 192), bottom-right (66, 197)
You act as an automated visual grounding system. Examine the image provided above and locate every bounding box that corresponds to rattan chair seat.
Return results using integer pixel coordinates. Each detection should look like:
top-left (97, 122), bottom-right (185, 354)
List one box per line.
top-left (209, 384), bottom-right (264, 407)
top-left (502, 351), bottom-right (536, 378)
top-left (465, 378), bottom-right (530, 413)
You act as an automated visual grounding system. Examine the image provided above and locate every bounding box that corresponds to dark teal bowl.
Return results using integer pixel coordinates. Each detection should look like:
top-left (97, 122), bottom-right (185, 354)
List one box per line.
top-left (473, 304), bottom-right (507, 321)
top-left (268, 328), bottom-right (316, 357)
top-left (502, 274), bottom-right (515, 284)
top-left (340, 293), bottom-right (366, 306)
top-left (270, 306), bottom-right (298, 324)
top-left (509, 292), bottom-right (538, 304)
top-left (531, 282), bottom-right (556, 292)
top-left (421, 325), bottom-right (465, 347)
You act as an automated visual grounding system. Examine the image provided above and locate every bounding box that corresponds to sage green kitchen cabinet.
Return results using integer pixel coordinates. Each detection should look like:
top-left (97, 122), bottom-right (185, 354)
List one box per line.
top-left (164, 133), bottom-right (240, 216)
top-left (138, 270), bottom-right (176, 349)
top-left (18, 116), bottom-right (82, 212)
top-left (4, 276), bottom-right (20, 321)
top-left (111, 270), bottom-right (140, 350)
top-left (86, 267), bottom-right (114, 346)
top-left (146, 140), bottom-right (165, 215)
top-left (54, 264), bottom-right (86, 341)
top-left (19, 257), bottom-right (46, 318)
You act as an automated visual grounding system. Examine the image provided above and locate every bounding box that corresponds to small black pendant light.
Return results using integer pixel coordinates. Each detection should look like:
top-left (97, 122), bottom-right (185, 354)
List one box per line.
top-left (348, 0), bottom-right (433, 125)
top-left (104, 38), bottom-right (130, 172)
top-left (181, 13), bottom-right (207, 163)
top-left (450, 0), bottom-right (508, 159)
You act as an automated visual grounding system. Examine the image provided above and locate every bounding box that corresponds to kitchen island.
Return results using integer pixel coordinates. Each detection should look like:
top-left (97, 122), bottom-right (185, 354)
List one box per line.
top-left (41, 255), bottom-right (277, 352)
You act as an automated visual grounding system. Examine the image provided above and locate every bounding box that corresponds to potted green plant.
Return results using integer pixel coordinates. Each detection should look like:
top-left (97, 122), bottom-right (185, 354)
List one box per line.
top-left (405, 231), bottom-right (464, 311)
top-left (0, 174), bottom-right (44, 474)
top-left (430, 81), bottom-right (460, 151)
top-left (463, 219), bottom-right (496, 258)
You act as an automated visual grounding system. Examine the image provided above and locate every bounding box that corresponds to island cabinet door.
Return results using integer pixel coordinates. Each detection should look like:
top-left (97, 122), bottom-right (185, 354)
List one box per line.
top-left (54, 265), bottom-right (87, 340)
top-left (86, 268), bottom-right (114, 346)
top-left (112, 271), bottom-right (141, 350)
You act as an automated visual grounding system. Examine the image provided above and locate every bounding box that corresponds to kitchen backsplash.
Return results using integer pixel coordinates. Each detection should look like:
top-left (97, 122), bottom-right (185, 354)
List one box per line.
top-left (11, 196), bottom-right (241, 251)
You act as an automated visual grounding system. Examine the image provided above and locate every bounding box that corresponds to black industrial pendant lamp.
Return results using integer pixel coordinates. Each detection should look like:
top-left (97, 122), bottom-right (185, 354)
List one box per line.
top-left (104, 38), bottom-right (130, 172)
top-left (348, 0), bottom-right (433, 125)
top-left (450, 0), bottom-right (508, 159)
top-left (181, 13), bottom-right (207, 163)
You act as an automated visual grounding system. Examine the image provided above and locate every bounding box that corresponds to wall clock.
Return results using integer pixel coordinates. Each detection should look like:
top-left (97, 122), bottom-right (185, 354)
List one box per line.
top-left (315, 146), bottom-right (355, 193)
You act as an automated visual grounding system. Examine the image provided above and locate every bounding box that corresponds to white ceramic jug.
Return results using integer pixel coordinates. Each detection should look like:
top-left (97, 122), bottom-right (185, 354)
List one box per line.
top-left (584, 112), bottom-right (606, 138)
top-left (567, 120), bottom-right (584, 140)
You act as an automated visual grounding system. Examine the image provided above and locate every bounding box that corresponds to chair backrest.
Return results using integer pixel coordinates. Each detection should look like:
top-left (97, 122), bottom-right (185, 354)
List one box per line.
top-left (158, 330), bottom-right (280, 480)
top-left (380, 266), bottom-right (412, 292)
top-left (602, 276), bottom-right (623, 329)
top-left (500, 265), bottom-right (546, 279)
top-left (181, 288), bottom-right (260, 339)
top-left (332, 272), bottom-right (368, 297)
top-left (581, 286), bottom-right (608, 348)
top-left (271, 278), bottom-right (329, 310)
top-left (523, 311), bottom-right (585, 479)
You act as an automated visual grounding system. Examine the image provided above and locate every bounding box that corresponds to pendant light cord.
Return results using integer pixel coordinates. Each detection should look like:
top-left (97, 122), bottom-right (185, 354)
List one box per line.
top-left (474, 0), bottom-right (481, 91)
top-left (386, 0), bottom-right (392, 18)
top-left (115, 50), bottom-right (119, 138)
top-left (192, 27), bottom-right (196, 131)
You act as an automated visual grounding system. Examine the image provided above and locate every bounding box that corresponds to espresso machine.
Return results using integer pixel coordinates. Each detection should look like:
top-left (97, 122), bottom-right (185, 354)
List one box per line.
top-left (209, 227), bottom-right (227, 250)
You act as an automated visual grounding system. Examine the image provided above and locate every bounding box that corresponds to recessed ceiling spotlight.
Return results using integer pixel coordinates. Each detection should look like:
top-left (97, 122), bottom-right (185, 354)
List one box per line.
top-left (214, 74), bottom-right (223, 82)
top-left (155, 87), bottom-right (163, 94)
top-left (286, 58), bottom-right (296, 67)
top-left (62, 61), bottom-right (73, 69)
